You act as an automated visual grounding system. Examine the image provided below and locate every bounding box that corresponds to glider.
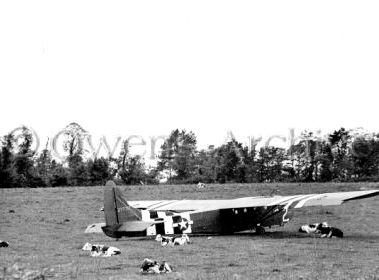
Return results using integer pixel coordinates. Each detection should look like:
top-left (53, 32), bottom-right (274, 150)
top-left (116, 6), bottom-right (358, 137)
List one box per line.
top-left (98, 181), bottom-right (379, 238)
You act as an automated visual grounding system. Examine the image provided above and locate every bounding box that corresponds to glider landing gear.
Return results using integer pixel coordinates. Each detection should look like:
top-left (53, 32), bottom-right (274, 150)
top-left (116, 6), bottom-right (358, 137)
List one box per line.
top-left (254, 226), bottom-right (266, 235)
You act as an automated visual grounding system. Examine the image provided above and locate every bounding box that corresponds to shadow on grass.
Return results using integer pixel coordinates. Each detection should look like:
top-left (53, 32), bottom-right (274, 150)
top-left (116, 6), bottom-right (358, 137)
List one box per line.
top-left (235, 231), bottom-right (379, 240)
top-left (82, 231), bottom-right (379, 246)
top-left (233, 231), bottom-right (310, 239)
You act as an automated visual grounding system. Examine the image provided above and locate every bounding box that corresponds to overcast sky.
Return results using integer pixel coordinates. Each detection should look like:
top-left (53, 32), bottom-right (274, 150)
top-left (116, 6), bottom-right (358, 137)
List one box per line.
top-left (1, 1), bottom-right (379, 157)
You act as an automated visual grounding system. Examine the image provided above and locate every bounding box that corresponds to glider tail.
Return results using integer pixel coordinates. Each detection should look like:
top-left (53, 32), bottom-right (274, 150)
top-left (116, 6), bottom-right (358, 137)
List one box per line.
top-left (103, 181), bottom-right (142, 226)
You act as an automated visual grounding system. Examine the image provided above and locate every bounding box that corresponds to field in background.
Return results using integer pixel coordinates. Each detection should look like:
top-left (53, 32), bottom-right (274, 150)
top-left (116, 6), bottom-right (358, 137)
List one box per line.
top-left (1, 183), bottom-right (379, 279)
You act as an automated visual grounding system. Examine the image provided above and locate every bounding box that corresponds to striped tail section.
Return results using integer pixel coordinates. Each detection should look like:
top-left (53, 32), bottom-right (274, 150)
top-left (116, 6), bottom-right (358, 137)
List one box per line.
top-left (103, 181), bottom-right (142, 226)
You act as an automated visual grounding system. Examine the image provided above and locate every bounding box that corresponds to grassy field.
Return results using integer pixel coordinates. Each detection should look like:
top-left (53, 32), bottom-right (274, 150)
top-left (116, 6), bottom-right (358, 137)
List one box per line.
top-left (1, 183), bottom-right (379, 280)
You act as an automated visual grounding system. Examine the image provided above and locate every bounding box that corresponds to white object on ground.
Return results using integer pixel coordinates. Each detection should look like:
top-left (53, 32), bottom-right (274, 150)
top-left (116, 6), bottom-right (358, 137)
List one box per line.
top-left (84, 223), bottom-right (106, 233)
top-left (82, 242), bottom-right (121, 257)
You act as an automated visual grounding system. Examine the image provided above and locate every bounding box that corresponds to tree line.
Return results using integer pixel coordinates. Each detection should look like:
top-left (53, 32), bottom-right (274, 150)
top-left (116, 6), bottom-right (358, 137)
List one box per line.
top-left (1, 123), bottom-right (379, 188)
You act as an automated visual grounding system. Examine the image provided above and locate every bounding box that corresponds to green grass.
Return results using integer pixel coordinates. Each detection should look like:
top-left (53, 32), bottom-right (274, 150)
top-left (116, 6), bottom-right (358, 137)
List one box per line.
top-left (1, 183), bottom-right (379, 279)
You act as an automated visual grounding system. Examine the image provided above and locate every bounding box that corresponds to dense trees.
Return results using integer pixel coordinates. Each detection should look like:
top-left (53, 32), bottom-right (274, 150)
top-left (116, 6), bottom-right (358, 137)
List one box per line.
top-left (116, 140), bottom-right (156, 185)
top-left (2, 125), bottom-right (379, 187)
top-left (0, 134), bottom-right (16, 187)
top-left (157, 129), bottom-right (197, 182)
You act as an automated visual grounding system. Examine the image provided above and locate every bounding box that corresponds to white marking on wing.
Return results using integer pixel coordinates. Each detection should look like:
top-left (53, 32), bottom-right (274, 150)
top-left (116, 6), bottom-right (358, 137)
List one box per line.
top-left (294, 194), bottom-right (326, 208)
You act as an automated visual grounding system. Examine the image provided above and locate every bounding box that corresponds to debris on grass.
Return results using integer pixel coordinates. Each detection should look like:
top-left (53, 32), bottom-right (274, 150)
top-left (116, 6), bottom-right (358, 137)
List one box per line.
top-left (0, 240), bottom-right (9, 247)
top-left (155, 234), bottom-right (174, 246)
top-left (197, 182), bottom-right (206, 189)
top-left (155, 234), bottom-right (190, 246)
top-left (299, 222), bottom-right (327, 234)
top-left (82, 242), bottom-right (121, 257)
top-left (299, 222), bottom-right (344, 238)
top-left (84, 223), bottom-right (105, 233)
top-left (140, 258), bottom-right (173, 274)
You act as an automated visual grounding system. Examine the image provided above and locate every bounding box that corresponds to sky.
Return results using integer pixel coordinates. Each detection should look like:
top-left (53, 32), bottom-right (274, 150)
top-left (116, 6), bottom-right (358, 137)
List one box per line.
top-left (1, 1), bottom-right (379, 160)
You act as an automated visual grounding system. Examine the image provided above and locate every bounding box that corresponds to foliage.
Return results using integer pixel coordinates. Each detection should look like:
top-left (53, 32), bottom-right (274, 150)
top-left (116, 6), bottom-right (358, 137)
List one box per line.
top-left (256, 146), bottom-right (286, 183)
top-left (2, 125), bottom-right (379, 187)
top-left (0, 134), bottom-right (16, 187)
top-left (87, 157), bottom-right (112, 185)
top-left (116, 140), bottom-right (153, 185)
top-left (157, 129), bottom-right (197, 182)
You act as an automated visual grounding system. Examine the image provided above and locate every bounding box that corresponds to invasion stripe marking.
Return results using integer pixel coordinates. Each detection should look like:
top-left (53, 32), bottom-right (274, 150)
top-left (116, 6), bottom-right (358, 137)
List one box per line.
top-left (267, 195), bottom-right (308, 206)
top-left (283, 195), bottom-right (316, 207)
top-left (294, 194), bottom-right (326, 208)
top-left (143, 201), bottom-right (169, 209)
top-left (280, 195), bottom-right (319, 223)
top-left (148, 200), bottom-right (181, 210)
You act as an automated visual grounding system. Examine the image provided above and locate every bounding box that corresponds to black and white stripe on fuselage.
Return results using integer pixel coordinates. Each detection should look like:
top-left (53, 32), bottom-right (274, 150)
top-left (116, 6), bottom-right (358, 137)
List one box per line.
top-left (141, 210), bottom-right (193, 236)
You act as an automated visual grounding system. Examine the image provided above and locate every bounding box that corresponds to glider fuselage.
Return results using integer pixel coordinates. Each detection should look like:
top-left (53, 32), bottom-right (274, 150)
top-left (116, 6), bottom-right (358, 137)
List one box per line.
top-left (99, 181), bottom-right (379, 239)
top-left (102, 204), bottom-right (288, 238)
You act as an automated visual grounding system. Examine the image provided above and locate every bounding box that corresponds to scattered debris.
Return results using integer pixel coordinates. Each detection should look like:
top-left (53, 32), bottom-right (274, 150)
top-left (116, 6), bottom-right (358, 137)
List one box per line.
top-left (140, 258), bottom-right (173, 274)
top-left (299, 222), bottom-right (327, 234)
top-left (159, 261), bottom-right (173, 273)
top-left (0, 240), bottom-right (9, 247)
top-left (299, 222), bottom-right (343, 238)
top-left (84, 223), bottom-right (106, 233)
top-left (140, 258), bottom-right (159, 274)
top-left (155, 234), bottom-right (174, 246)
top-left (155, 234), bottom-right (190, 246)
top-left (82, 242), bottom-right (121, 257)
top-left (197, 182), bottom-right (206, 189)
top-left (173, 234), bottom-right (190, 245)
top-left (318, 226), bottom-right (344, 238)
